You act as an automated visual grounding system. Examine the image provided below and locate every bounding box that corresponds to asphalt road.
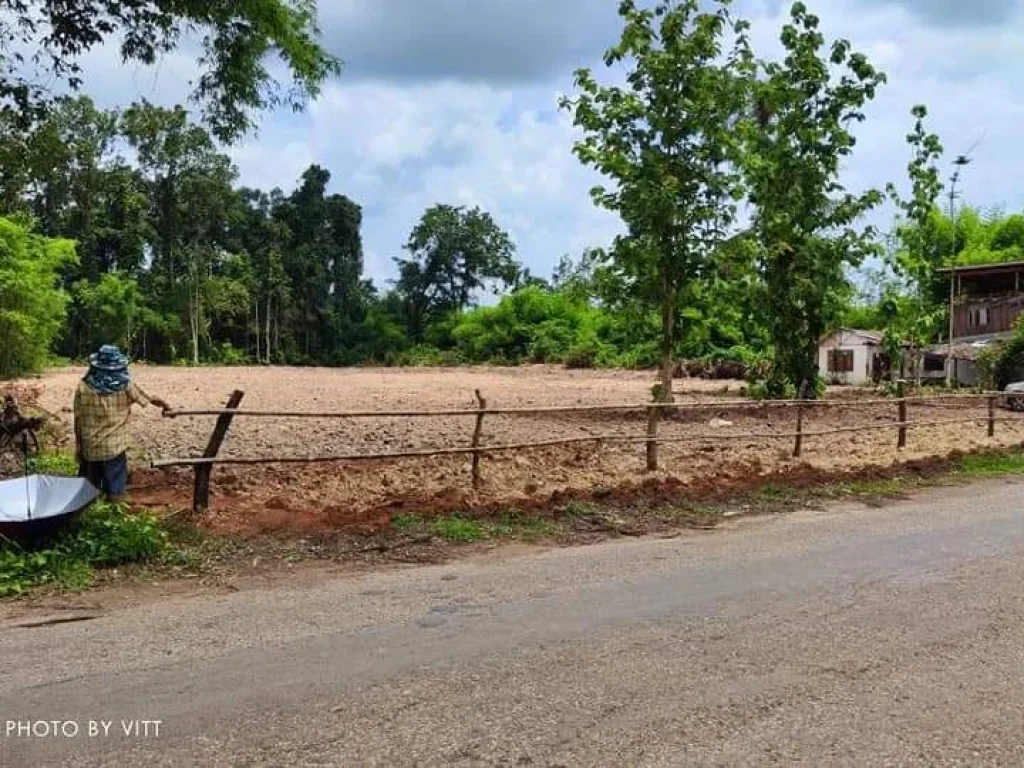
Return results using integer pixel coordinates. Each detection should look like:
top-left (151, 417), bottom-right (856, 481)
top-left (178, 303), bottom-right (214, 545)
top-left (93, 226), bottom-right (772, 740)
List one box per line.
top-left (4, 479), bottom-right (1024, 766)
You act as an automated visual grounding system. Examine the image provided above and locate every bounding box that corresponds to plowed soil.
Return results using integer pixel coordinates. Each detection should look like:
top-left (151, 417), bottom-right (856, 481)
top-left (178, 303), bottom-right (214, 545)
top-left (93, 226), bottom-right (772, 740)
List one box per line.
top-left (12, 365), bottom-right (1022, 533)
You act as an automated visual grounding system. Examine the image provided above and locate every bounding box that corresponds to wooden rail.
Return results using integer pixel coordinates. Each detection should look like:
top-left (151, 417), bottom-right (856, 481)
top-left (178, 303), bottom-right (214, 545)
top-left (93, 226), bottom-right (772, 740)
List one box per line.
top-left (162, 392), bottom-right (1012, 420)
top-left (154, 383), bottom-right (1024, 510)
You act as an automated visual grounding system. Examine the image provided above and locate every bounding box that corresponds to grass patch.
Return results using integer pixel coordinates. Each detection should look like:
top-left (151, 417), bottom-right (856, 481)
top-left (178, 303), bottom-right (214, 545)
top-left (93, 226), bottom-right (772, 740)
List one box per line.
top-left (486, 510), bottom-right (559, 541)
top-left (559, 500), bottom-right (599, 518)
top-left (432, 517), bottom-right (485, 543)
top-left (25, 451), bottom-right (77, 477)
top-left (837, 477), bottom-right (915, 499)
top-left (757, 484), bottom-right (788, 500)
top-left (392, 514), bottom-right (424, 532)
top-left (0, 502), bottom-right (199, 597)
top-left (955, 452), bottom-right (1024, 477)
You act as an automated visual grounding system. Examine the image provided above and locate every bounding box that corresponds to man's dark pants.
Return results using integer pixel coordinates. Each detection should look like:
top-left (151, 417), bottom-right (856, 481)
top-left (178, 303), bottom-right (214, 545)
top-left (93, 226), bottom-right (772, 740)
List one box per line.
top-left (78, 453), bottom-right (129, 498)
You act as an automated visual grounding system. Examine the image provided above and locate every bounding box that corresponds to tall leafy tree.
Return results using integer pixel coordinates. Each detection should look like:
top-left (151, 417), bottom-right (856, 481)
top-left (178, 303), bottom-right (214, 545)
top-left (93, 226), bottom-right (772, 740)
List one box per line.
top-left (121, 101), bottom-right (240, 363)
top-left (884, 105), bottom-right (945, 383)
top-left (560, 0), bottom-right (752, 400)
top-left (230, 188), bottom-right (291, 363)
top-left (0, 0), bottom-right (340, 140)
top-left (741, 1), bottom-right (886, 397)
top-left (272, 165), bottom-right (365, 362)
top-left (394, 204), bottom-right (520, 341)
top-left (0, 217), bottom-right (76, 377)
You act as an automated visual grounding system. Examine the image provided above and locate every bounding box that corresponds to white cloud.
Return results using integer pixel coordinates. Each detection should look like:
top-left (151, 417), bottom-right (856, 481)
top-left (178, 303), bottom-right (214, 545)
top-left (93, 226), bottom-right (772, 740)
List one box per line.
top-left (230, 79), bottom-right (624, 283)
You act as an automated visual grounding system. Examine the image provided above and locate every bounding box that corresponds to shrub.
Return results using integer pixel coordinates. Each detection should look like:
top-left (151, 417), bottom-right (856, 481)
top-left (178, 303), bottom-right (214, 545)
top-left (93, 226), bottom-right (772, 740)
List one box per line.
top-left (213, 342), bottom-right (250, 366)
top-left (564, 342), bottom-right (599, 369)
top-left (0, 502), bottom-right (174, 597)
top-left (0, 217), bottom-right (77, 378)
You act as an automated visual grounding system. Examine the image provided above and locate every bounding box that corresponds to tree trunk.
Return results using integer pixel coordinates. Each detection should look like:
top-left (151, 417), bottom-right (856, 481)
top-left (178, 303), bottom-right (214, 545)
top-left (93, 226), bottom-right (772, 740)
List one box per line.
top-left (265, 293), bottom-right (273, 364)
top-left (657, 280), bottom-right (677, 403)
top-left (254, 296), bottom-right (261, 363)
top-left (189, 269), bottom-right (201, 366)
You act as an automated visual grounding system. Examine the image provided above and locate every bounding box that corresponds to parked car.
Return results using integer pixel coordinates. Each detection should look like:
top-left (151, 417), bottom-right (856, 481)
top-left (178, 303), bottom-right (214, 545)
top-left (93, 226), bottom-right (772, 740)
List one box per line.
top-left (1005, 381), bottom-right (1024, 411)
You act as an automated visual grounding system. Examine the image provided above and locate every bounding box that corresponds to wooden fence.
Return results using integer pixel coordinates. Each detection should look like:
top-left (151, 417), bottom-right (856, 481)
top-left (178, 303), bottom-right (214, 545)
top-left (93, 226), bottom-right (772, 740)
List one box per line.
top-left (151, 384), bottom-right (1022, 511)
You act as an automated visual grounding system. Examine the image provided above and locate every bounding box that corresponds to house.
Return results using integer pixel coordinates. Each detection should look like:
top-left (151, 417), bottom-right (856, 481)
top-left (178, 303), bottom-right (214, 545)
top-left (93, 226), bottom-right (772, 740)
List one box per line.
top-left (818, 329), bottom-right (883, 386)
top-left (928, 261), bottom-right (1024, 384)
top-left (936, 261), bottom-right (1024, 343)
top-left (921, 340), bottom-right (989, 387)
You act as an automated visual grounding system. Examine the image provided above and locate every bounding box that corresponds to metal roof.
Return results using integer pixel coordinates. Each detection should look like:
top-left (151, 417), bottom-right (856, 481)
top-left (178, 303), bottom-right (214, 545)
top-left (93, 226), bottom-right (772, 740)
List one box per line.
top-left (936, 261), bottom-right (1024, 276)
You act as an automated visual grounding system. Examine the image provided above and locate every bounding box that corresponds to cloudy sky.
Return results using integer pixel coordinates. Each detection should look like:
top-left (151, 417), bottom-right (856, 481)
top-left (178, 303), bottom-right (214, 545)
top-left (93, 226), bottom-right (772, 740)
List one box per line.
top-left (78, 0), bottom-right (1024, 285)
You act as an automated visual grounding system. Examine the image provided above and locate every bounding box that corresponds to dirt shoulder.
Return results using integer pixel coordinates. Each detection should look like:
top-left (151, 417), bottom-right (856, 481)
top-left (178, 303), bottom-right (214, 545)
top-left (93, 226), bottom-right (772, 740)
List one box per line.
top-left (3, 447), bottom-right (1020, 622)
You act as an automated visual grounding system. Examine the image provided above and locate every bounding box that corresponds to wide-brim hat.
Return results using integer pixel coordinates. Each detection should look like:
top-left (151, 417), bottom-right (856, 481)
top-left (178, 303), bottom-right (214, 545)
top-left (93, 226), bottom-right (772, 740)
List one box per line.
top-left (88, 345), bottom-right (129, 372)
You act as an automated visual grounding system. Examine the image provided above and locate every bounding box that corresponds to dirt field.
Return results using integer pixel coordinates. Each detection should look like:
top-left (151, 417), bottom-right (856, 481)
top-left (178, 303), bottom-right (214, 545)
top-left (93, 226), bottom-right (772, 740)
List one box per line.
top-left (10, 365), bottom-right (1022, 532)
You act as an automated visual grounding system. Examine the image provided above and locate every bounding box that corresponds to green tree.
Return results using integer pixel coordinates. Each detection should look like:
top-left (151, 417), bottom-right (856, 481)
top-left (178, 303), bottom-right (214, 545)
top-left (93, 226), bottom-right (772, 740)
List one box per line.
top-left (272, 165), bottom-right (365, 362)
top-left (885, 105), bottom-right (946, 384)
top-left (0, 0), bottom-right (340, 140)
top-left (560, 0), bottom-right (752, 400)
top-left (741, 1), bottom-right (886, 397)
top-left (394, 204), bottom-right (520, 341)
top-left (230, 188), bottom-right (292, 363)
top-left (121, 101), bottom-right (240, 363)
top-left (0, 217), bottom-right (77, 377)
top-left (69, 272), bottom-right (144, 354)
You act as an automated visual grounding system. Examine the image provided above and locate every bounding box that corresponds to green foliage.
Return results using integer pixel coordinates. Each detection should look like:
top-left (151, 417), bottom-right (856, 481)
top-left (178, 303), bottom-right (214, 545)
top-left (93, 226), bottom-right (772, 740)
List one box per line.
top-left (432, 517), bottom-right (484, 543)
top-left (451, 286), bottom-right (597, 364)
top-left (0, 503), bottom-right (172, 597)
top-left (26, 452), bottom-right (77, 477)
top-left (0, 3), bottom-right (1012, 386)
top-left (741, 2), bottom-right (886, 397)
top-left (70, 272), bottom-right (143, 354)
top-left (394, 205), bottom-right (521, 341)
top-left (1, 0), bottom-right (340, 141)
top-left (561, 0), bottom-right (752, 399)
top-left (0, 217), bottom-right (77, 378)
top-left (986, 316), bottom-right (1024, 389)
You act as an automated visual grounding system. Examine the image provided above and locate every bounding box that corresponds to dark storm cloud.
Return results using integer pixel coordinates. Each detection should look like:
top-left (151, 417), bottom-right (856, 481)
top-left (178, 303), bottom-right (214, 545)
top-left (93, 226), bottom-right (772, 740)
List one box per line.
top-left (319, 0), bottom-right (622, 82)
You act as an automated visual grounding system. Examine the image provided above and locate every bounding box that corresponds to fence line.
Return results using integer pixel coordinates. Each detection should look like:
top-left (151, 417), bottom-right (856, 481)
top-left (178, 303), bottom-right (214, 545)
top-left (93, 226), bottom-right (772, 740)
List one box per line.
top-left (163, 391), bottom-right (1013, 421)
top-left (153, 385), bottom-right (1024, 510)
top-left (151, 416), bottom-right (1024, 469)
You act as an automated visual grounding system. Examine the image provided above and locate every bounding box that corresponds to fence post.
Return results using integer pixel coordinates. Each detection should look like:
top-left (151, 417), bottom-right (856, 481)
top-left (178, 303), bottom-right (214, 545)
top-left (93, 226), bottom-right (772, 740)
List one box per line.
top-left (646, 404), bottom-right (660, 472)
top-left (794, 394), bottom-right (805, 459)
top-left (193, 389), bottom-right (244, 511)
top-left (471, 389), bottom-right (487, 486)
top-left (988, 394), bottom-right (996, 438)
top-left (897, 379), bottom-right (907, 450)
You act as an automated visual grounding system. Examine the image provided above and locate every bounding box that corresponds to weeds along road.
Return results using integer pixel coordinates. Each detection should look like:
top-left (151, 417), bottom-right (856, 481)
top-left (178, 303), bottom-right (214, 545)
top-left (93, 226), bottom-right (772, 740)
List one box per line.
top-left (4, 479), bottom-right (1024, 766)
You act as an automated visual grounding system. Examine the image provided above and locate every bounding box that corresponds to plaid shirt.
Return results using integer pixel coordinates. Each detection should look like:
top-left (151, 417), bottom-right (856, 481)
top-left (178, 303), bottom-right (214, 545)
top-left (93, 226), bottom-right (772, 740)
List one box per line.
top-left (73, 380), bottom-right (151, 462)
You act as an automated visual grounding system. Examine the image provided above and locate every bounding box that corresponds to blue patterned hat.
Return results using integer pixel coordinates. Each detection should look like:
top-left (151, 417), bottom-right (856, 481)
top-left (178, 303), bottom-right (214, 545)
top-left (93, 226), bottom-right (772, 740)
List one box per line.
top-left (88, 345), bottom-right (129, 372)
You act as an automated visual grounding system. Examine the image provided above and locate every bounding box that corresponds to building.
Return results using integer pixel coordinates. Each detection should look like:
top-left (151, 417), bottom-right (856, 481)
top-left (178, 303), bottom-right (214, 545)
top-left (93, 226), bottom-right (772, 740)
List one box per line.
top-left (937, 261), bottom-right (1024, 343)
top-left (818, 329), bottom-right (883, 386)
top-left (930, 261), bottom-right (1024, 385)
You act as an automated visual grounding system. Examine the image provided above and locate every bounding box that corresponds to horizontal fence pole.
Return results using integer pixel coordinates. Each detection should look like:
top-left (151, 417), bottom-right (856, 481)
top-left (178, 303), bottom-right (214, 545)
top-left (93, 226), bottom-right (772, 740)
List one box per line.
top-left (161, 392), bottom-right (1013, 421)
top-left (151, 416), bottom-right (1004, 469)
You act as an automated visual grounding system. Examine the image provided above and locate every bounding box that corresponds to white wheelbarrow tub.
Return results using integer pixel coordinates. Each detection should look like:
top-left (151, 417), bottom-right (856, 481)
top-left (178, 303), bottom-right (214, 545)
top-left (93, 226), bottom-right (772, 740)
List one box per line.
top-left (0, 475), bottom-right (100, 538)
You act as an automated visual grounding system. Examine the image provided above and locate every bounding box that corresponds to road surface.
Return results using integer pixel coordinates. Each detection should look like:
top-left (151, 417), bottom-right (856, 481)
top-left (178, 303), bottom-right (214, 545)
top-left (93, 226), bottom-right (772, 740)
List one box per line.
top-left (4, 479), bottom-right (1024, 766)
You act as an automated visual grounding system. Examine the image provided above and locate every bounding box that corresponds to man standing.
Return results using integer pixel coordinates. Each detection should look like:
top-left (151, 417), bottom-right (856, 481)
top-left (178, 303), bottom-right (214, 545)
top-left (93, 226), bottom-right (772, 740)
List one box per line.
top-left (73, 345), bottom-right (170, 502)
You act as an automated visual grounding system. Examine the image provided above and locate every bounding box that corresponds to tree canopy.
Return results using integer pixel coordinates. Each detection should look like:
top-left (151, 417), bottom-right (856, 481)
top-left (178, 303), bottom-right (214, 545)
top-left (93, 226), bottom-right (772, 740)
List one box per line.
top-left (561, 0), bottom-right (751, 399)
top-left (4, 0), bottom-right (1022, 397)
top-left (0, 0), bottom-right (340, 140)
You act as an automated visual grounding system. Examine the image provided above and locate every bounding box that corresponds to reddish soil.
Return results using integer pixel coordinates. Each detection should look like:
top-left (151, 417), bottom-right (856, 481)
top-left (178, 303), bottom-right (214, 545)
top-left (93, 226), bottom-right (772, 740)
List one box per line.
top-left (9, 365), bottom-right (1022, 534)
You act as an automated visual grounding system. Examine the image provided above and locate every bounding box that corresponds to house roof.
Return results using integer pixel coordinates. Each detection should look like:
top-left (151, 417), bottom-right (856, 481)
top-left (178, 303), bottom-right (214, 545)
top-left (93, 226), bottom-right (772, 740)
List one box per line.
top-left (923, 340), bottom-right (994, 361)
top-left (820, 328), bottom-right (883, 345)
top-left (936, 261), bottom-right (1024, 278)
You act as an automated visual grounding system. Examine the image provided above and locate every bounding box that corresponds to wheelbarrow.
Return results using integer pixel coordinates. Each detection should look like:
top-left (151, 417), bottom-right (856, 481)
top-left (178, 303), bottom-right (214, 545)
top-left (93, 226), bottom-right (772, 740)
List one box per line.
top-left (0, 395), bottom-right (99, 540)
